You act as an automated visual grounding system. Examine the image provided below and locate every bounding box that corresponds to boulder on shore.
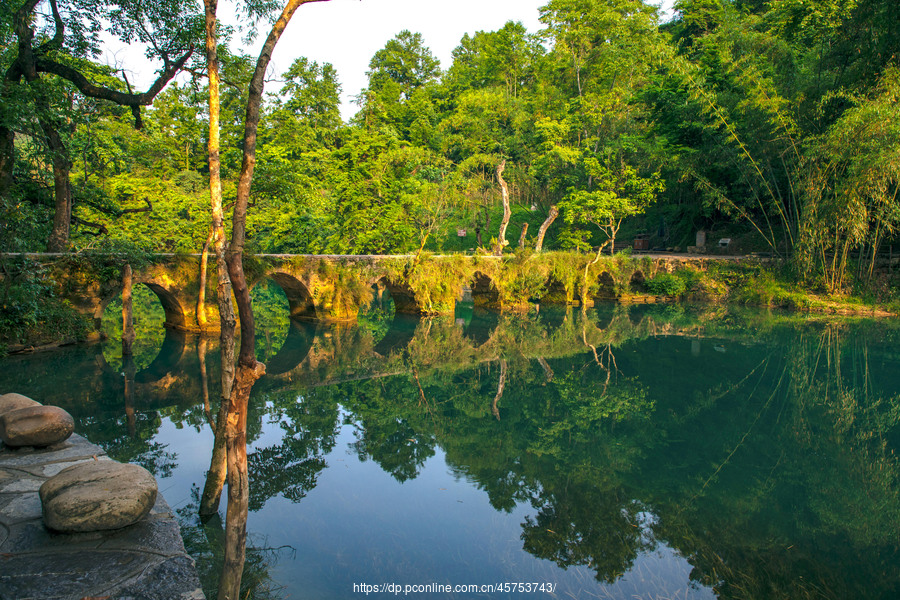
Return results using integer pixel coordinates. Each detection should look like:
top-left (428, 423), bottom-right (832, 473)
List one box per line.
top-left (0, 405), bottom-right (74, 447)
top-left (39, 460), bottom-right (158, 533)
top-left (0, 393), bottom-right (41, 417)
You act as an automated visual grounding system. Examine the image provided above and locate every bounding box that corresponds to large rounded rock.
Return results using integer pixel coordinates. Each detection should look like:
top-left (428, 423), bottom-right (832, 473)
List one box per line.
top-left (0, 405), bottom-right (74, 447)
top-left (39, 461), bottom-right (158, 532)
top-left (0, 393), bottom-right (41, 417)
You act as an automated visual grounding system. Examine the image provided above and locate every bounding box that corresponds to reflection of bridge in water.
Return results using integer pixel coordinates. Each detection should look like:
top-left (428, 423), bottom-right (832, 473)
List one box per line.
top-left (89, 303), bottom-right (736, 409)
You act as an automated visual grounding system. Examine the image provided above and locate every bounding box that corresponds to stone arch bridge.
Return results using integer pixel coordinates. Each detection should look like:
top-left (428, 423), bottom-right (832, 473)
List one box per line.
top-left (38, 252), bottom-right (741, 333)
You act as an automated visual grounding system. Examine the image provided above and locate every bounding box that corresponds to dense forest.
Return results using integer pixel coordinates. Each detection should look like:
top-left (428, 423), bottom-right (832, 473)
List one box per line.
top-left (2, 0), bottom-right (899, 293)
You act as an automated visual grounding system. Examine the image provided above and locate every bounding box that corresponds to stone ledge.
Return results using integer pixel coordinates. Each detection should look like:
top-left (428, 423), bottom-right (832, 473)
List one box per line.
top-left (0, 434), bottom-right (204, 600)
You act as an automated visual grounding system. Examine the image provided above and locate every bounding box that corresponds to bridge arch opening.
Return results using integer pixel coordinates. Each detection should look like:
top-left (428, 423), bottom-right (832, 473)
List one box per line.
top-left (470, 272), bottom-right (500, 309)
top-left (364, 277), bottom-right (423, 357)
top-left (629, 270), bottom-right (647, 294)
top-left (542, 276), bottom-right (571, 304)
top-left (267, 272), bottom-right (318, 321)
top-left (594, 271), bottom-right (616, 301)
top-left (100, 283), bottom-right (170, 371)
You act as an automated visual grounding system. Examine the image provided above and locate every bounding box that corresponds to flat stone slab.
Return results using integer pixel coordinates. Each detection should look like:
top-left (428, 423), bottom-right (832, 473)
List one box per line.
top-left (0, 433), bottom-right (204, 600)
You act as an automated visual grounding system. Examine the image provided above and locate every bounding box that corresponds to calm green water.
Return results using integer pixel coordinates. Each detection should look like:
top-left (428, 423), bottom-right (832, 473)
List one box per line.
top-left (3, 289), bottom-right (900, 599)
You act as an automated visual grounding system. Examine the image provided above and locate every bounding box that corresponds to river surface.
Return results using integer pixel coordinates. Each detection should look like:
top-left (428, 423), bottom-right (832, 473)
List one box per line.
top-left (2, 287), bottom-right (900, 599)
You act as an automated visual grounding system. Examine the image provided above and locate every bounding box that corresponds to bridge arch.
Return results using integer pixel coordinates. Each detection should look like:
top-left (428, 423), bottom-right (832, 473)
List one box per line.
top-left (141, 282), bottom-right (188, 330)
top-left (594, 271), bottom-right (616, 301)
top-left (374, 275), bottom-right (421, 314)
top-left (267, 272), bottom-right (318, 320)
top-left (470, 271), bottom-right (500, 309)
top-left (629, 270), bottom-right (647, 294)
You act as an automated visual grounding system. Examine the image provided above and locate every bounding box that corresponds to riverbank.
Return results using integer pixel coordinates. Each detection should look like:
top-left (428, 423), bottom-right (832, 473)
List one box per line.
top-left (1, 251), bottom-right (897, 356)
top-left (0, 433), bottom-right (205, 600)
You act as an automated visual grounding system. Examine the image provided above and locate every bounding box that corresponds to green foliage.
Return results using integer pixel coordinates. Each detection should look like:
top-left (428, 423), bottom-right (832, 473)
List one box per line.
top-left (645, 272), bottom-right (686, 296)
top-left (5, 0), bottom-right (900, 308)
top-left (65, 236), bottom-right (155, 283)
top-left (0, 256), bottom-right (91, 351)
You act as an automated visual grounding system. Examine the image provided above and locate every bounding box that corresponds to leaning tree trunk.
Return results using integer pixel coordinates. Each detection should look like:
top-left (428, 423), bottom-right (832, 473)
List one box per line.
top-left (518, 222), bottom-right (528, 248)
top-left (214, 1), bottom-right (329, 598)
top-left (494, 160), bottom-right (511, 255)
top-left (535, 205), bottom-right (558, 252)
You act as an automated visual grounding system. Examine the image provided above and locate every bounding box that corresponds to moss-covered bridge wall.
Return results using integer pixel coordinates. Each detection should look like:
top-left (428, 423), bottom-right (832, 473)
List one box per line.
top-left (47, 252), bottom-right (753, 333)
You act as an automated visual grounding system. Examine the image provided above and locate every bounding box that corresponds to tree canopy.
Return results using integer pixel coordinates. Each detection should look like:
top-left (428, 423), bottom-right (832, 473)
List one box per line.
top-left (1, 0), bottom-right (899, 296)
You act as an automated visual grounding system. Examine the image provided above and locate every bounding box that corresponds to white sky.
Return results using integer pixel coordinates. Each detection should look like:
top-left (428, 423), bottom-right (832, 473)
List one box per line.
top-left (107, 0), bottom-right (674, 122)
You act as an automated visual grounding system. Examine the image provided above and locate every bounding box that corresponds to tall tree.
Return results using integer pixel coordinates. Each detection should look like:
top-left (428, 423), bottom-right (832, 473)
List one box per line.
top-left (208, 1), bottom-right (333, 598)
top-left (1, 0), bottom-right (199, 251)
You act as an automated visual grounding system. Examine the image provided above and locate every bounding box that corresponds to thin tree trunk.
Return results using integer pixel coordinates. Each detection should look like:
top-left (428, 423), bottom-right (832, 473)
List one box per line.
top-left (494, 160), bottom-right (511, 255)
top-left (583, 241), bottom-right (610, 308)
top-left (200, 0), bottom-right (234, 522)
top-left (518, 222), bottom-right (528, 249)
top-left (197, 230), bottom-right (213, 331)
top-left (199, 337), bottom-right (212, 426)
top-left (215, 2), bottom-right (330, 597)
top-left (535, 206), bottom-right (558, 252)
top-left (121, 264), bottom-right (135, 356)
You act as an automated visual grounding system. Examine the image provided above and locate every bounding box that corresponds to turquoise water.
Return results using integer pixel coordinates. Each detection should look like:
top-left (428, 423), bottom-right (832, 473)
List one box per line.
top-left (3, 297), bottom-right (900, 599)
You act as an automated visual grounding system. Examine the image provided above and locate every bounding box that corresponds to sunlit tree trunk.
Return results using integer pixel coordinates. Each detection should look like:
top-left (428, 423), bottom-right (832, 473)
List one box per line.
top-left (199, 0), bottom-right (234, 521)
top-left (535, 206), bottom-right (558, 252)
top-left (494, 160), bottom-right (511, 255)
top-left (215, 2), bottom-right (330, 598)
top-left (197, 231), bottom-right (213, 331)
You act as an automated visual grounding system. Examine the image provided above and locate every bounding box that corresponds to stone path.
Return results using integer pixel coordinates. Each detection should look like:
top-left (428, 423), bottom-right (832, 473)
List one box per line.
top-left (0, 433), bottom-right (205, 600)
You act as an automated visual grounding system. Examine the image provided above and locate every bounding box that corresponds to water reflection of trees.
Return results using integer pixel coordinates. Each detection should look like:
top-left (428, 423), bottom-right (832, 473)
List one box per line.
top-left (5, 304), bottom-right (900, 598)
top-left (259, 312), bottom-right (900, 597)
top-left (247, 388), bottom-right (340, 510)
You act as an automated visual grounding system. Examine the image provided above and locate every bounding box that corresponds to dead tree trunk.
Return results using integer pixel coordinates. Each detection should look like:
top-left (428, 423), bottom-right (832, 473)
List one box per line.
top-left (494, 160), bottom-right (511, 255)
top-left (535, 205), bottom-right (558, 252)
top-left (518, 222), bottom-right (529, 248)
top-left (121, 264), bottom-right (135, 356)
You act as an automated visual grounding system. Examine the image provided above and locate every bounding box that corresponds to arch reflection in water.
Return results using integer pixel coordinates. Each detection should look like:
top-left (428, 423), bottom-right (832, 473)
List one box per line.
top-left (263, 320), bottom-right (319, 376)
top-left (454, 302), bottom-right (499, 348)
top-left (100, 283), bottom-right (168, 371)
